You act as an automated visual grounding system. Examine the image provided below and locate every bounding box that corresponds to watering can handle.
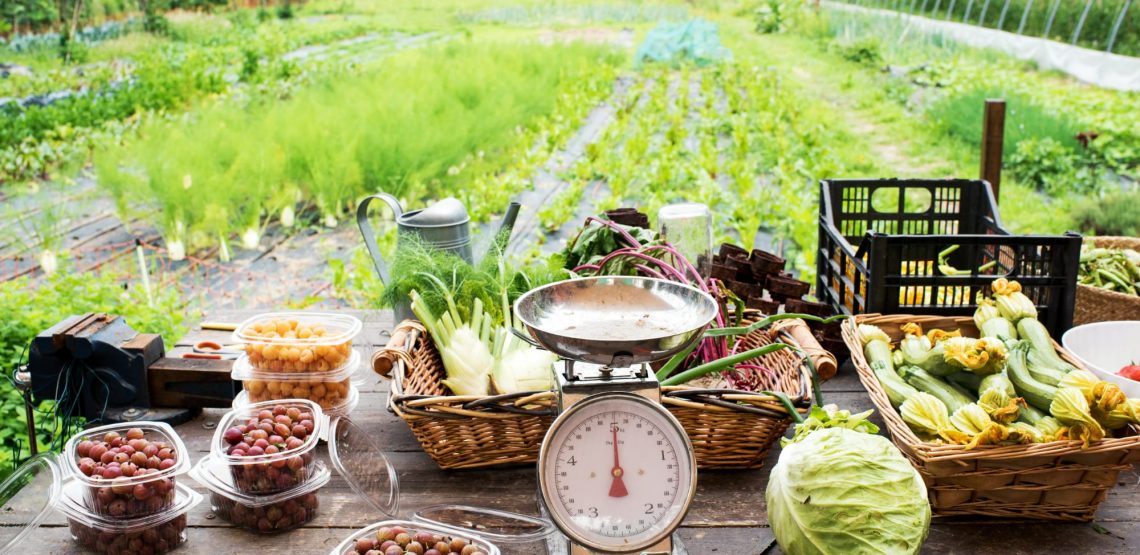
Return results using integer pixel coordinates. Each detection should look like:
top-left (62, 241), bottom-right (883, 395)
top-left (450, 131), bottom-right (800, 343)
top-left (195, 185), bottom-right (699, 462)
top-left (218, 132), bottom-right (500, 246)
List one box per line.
top-left (356, 193), bottom-right (403, 284)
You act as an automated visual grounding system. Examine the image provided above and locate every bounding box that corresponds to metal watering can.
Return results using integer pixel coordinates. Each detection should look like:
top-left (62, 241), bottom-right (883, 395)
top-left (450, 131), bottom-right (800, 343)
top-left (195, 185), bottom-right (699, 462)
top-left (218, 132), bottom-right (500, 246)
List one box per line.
top-left (356, 193), bottom-right (520, 320)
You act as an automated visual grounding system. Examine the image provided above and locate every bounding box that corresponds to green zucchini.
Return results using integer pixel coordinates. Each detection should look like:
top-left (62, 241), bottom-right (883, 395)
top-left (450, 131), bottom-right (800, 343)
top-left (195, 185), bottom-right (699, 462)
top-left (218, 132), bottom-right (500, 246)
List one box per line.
top-left (979, 371), bottom-right (1016, 397)
top-left (1027, 360), bottom-right (1066, 386)
top-left (898, 365), bottom-right (972, 413)
top-left (1016, 403), bottom-right (1047, 426)
top-left (1016, 318), bottom-right (1076, 374)
top-left (1005, 340), bottom-right (1058, 412)
top-left (871, 360), bottom-right (919, 407)
top-left (946, 371), bottom-right (983, 393)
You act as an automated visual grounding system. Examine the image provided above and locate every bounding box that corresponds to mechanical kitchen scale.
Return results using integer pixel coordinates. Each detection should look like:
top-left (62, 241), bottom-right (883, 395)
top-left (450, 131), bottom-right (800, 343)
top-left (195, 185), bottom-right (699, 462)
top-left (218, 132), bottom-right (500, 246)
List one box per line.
top-left (514, 276), bottom-right (719, 555)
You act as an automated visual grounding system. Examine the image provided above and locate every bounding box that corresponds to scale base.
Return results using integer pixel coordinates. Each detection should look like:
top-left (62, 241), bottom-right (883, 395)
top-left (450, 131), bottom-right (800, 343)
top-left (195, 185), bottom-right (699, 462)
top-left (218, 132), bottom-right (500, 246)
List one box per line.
top-left (544, 533), bottom-right (688, 555)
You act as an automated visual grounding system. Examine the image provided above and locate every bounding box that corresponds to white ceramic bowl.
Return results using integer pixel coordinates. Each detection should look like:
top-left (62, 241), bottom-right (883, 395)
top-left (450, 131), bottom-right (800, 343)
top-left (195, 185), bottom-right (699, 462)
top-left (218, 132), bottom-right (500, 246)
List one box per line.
top-left (1061, 321), bottom-right (1140, 398)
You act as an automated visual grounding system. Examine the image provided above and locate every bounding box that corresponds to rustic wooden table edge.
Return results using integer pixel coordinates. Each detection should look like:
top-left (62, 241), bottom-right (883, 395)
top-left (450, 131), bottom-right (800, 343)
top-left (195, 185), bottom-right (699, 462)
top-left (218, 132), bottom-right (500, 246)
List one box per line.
top-left (31, 309), bottom-right (1140, 554)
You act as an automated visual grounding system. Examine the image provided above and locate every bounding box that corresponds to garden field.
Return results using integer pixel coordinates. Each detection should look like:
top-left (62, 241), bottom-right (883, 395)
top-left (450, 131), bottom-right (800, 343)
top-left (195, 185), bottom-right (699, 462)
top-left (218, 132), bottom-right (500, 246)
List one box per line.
top-left (1, 0), bottom-right (1138, 478)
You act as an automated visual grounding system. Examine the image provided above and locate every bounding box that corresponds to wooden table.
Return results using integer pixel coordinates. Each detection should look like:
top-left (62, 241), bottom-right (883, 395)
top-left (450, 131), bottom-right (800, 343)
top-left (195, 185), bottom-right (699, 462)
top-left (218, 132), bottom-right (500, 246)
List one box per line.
top-left (34, 310), bottom-right (1140, 554)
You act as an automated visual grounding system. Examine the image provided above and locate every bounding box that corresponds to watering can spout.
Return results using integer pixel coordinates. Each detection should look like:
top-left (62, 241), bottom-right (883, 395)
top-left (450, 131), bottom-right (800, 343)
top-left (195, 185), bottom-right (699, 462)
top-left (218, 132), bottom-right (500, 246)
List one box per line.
top-left (482, 202), bottom-right (521, 258)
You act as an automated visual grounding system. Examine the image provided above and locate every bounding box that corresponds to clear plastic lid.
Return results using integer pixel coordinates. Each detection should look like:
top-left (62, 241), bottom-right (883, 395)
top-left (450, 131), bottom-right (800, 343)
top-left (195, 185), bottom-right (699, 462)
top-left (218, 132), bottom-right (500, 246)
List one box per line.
top-left (190, 454), bottom-right (331, 508)
top-left (231, 349), bottom-right (364, 383)
top-left (327, 416), bottom-right (399, 518)
top-left (413, 505), bottom-right (556, 545)
top-left (64, 421), bottom-right (191, 487)
top-left (0, 453), bottom-right (62, 552)
top-left (329, 519), bottom-right (500, 555)
top-left (232, 312), bottom-right (362, 347)
top-left (55, 479), bottom-right (202, 533)
top-left (232, 384), bottom-right (359, 417)
top-left (212, 399), bottom-right (325, 466)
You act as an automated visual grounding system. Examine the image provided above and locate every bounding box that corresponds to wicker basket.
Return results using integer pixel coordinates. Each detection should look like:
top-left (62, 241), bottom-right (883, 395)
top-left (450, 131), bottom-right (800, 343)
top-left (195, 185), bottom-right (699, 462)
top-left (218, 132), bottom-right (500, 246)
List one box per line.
top-left (376, 316), bottom-right (827, 471)
top-left (375, 321), bottom-right (557, 470)
top-left (1074, 236), bottom-right (1140, 326)
top-left (661, 316), bottom-right (820, 469)
top-left (844, 314), bottom-right (1140, 521)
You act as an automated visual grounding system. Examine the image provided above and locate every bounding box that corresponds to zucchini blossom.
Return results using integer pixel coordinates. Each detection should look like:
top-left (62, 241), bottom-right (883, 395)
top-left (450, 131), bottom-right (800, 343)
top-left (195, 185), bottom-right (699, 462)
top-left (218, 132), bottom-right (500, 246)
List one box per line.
top-left (973, 298), bottom-right (1017, 340)
top-left (991, 278), bottom-right (1037, 322)
top-left (858, 324), bottom-right (893, 346)
top-left (1101, 398), bottom-right (1140, 430)
top-left (1059, 370), bottom-right (1128, 415)
top-left (1050, 387), bottom-right (1107, 448)
top-left (977, 387), bottom-right (1024, 424)
top-left (926, 328), bottom-right (961, 344)
top-left (942, 337), bottom-right (1005, 375)
top-left (950, 404), bottom-right (992, 435)
top-left (899, 325), bottom-right (960, 376)
top-left (901, 392), bottom-right (969, 444)
top-left (951, 404), bottom-right (1035, 448)
top-left (1034, 416), bottom-right (1065, 441)
top-left (1008, 422), bottom-right (1045, 443)
top-left (898, 323), bottom-right (932, 364)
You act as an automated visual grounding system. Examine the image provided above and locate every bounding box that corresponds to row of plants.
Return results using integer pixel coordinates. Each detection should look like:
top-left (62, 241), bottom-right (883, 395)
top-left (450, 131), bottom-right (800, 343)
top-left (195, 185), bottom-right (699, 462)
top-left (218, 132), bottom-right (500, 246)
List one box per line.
top-left (0, 60), bottom-right (130, 100)
top-left (0, 1), bottom-right (301, 38)
top-left (1, 15), bottom-right (140, 53)
top-left (458, 2), bottom-right (691, 25)
top-left (835, 0), bottom-right (1139, 56)
top-left (1, 13), bottom-right (392, 184)
top-left (0, 261), bottom-right (196, 480)
top-left (94, 40), bottom-right (625, 261)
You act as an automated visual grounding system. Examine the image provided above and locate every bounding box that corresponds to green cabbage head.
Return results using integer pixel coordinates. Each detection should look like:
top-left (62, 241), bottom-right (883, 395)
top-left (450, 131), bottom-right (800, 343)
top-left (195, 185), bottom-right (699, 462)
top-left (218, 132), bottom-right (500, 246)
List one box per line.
top-left (766, 407), bottom-right (931, 555)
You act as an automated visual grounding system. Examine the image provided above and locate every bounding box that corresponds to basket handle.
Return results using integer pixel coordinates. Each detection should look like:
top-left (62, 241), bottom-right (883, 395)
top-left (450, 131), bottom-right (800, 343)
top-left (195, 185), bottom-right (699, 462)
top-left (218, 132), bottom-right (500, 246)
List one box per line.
top-left (372, 320), bottom-right (425, 380)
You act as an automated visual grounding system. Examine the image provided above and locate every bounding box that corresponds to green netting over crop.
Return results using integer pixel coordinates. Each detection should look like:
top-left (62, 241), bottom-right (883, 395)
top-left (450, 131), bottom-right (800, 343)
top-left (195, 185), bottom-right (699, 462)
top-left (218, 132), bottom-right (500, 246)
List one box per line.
top-left (634, 19), bottom-right (732, 67)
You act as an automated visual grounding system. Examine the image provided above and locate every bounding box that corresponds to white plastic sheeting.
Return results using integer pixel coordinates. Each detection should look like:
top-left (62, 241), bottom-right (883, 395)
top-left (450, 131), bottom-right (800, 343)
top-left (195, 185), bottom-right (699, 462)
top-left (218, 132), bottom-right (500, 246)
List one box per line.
top-left (824, 1), bottom-right (1140, 91)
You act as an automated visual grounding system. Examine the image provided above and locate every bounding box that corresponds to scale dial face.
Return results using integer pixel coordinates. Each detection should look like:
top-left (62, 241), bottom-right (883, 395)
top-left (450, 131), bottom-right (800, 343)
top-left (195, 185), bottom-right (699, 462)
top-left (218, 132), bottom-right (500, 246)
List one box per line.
top-left (539, 393), bottom-right (696, 553)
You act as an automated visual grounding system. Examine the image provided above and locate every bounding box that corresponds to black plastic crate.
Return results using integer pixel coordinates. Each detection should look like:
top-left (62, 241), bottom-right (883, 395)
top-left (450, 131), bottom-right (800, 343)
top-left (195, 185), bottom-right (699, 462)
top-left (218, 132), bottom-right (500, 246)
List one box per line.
top-left (815, 178), bottom-right (1081, 338)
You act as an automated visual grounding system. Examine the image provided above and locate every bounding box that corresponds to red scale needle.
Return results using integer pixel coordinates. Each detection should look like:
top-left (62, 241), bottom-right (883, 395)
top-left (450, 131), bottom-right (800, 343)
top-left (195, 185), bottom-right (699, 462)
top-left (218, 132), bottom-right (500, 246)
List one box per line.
top-left (609, 424), bottom-right (628, 498)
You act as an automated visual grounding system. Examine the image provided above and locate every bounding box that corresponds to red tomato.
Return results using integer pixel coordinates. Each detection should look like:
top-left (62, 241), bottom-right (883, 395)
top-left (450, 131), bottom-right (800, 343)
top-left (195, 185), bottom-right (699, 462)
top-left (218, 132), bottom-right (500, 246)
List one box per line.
top-left (1119, 364), bottom-right (1140, 381)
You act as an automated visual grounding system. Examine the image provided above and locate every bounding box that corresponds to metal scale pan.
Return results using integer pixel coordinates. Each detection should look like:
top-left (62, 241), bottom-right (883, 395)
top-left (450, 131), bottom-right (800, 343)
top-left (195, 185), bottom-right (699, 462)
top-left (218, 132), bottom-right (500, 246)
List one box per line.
top-left (514, 276), bottom-right (719, 368)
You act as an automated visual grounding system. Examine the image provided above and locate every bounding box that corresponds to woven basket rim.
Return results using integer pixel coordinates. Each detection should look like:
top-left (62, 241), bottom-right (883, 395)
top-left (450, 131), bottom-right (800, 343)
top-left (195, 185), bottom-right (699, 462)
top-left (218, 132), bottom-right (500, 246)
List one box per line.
top-left (1077, 282), bottom-right (1140, 306)
top-left (383, 316), bottom-right (816, 418)
top-left (842, 313), bottom-right (1140, 463)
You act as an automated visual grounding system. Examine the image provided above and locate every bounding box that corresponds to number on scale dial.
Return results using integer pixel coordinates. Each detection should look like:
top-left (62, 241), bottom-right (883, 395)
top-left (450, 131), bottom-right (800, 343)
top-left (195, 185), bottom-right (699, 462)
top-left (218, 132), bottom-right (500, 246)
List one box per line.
top-left (541, 395), bottom-right (694, 552)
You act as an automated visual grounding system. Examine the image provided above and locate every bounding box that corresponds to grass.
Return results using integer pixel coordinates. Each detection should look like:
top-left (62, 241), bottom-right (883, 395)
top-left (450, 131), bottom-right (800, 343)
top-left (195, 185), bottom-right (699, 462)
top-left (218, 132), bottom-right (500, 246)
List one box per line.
top-left (95, 38), bottom-right (625, 255)
top-left (928, 87), bottom-right (1080, 154)
top-left (85, 32), bottom-right (170, 62)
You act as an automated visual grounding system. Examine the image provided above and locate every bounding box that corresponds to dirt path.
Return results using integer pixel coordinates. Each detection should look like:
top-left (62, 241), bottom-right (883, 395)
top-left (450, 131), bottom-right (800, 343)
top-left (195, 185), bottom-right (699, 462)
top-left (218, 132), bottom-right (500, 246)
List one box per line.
top-left (766, 36), bottom-right (951, 178)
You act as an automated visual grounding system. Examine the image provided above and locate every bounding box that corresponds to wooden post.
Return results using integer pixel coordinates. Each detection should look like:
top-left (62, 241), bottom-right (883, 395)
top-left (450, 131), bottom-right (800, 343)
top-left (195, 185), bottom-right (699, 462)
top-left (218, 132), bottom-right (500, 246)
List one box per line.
top-left (980, 99), bottom-right (1006, 202)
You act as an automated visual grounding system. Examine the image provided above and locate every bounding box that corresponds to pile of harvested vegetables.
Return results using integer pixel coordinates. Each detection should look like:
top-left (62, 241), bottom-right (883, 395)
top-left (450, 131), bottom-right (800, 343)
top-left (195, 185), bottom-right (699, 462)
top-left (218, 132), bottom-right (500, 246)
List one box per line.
top-left (1080, 244), bottom-right (1140, 296)
top-left (859, 278), bottom-right (1140, 448)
